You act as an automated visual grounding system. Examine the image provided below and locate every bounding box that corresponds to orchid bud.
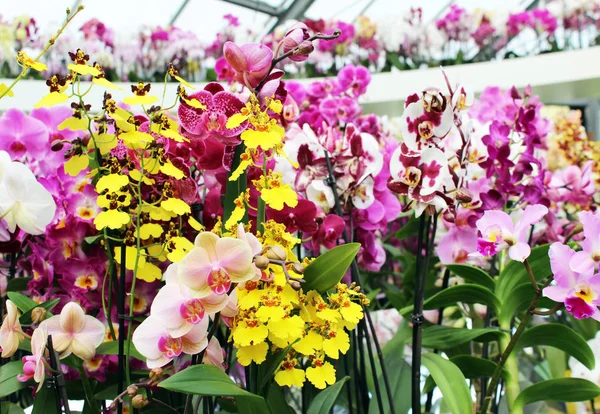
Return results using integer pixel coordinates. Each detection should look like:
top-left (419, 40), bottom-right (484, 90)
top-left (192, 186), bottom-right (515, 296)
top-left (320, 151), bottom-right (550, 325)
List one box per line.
top-left (455, 188), bottom-right (473, 204)
top-left (50, 140), bottom-right (64, 152)
top-left (290, 281), bottom-right (301, 291)
top-left (510, 86), bottom-right (521, 100)
top-left (291, 262), bottom-right (305, 275)
top-left (149, 367), bottom-right (163, 381)
top-left (421, 88), bottom-right (446, 113)
top-left (254, 256), bottom-right (270, 270)
top-left (283, 23), bottom-right (313, 62)
top-left (131, 395), bottom-right (149, 409)
top-left (127, 385), bottom-right (138, 397)
top-left (266, 245), bottom-right (287, 261)
top-left (223, 42), bottom-right (247, 72)
top-left (31, 307), bottom-right (47, 324)
top-left (108, 401), bottom-right (117, 411)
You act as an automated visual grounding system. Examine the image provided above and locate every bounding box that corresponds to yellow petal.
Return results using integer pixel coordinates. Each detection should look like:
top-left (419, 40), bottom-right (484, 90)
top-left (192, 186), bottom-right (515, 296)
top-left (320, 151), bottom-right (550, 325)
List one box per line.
top-left (139, 223), bottom-right (163, 240)
top-left (224, 204), bottom-right (245, 231)
top-left (161, 198), bottom-right (191, 216)
top-left (160, 161), bottom-right (185, 179)
top-left (34, 92), bottom-right (69, 109)
top-left (58, 117), bottom-right (89, 132)
top-left (30, 61), bottom-right (48, 72)
top-left (96, 174), bottom-right (129, 193)
top-left (226, 113), bottom-right (248, 129)
top-left (229, 157), bottom-right (252, 181)
top-left (182, 96), bottom-right (206, 109)
top-left (129, 169), bottom-right (154, 185)
top-left (241, 127), bottom-right (281, 150)
top-left (268, 99), bottom-right (283, 114)
top-left (94, 210), bottom-right (130, 230)
top-left (236, 342), bottom-right (268, 366)
top-left (275, 367), bottom-right (305, 388)
top-left (175, 75), bottom-right (195, 90)
top-left (188, 216), bottom-right (204, 231)
top-left (261, 185), bottom-right (298, 211)
top-left (108, 107), bottom-right (131, 122)
top-left (160, 127), bottom-right (188, 143)
top-left (68, 64), bottom-right (101, 77)
top-left (143, 157), bottom-right (161, 175)
top-left (137, 262), bottom-right (162, 282)
top-left (119, 130), bottom-right (154, 149)
top-left (114, 246), bottom-right (146, 271)
top-left (122, 95), bottom-right (159, 106)
top-left (306, 362), bottom-right (336, 389)
top-left (89, 133), bottom-right (117, 155)
top-left (166, 236), bottom-right (194, 262)
top-left (0, 83), bottom-right (14, 98)
top-left (64, 154), bottom-right (89, 177)
top-left (92, 77), bottom-right (123, 91)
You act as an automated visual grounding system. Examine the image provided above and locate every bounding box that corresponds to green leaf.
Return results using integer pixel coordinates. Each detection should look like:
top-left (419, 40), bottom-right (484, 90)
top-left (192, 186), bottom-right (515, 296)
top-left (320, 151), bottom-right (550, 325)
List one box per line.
top-left (6, 277), bottom-right (32, 292)
top-left (423, 356), bottom-right (507, 394)
top-left (96, 340), bottom-right (146, 361)
top-left (392, 217), bottom-right (419, 239)
top-left (7, 292), bottom-right (38, 312)
top-left (0, 402), bottom-right (25, 414)
top-left (19, 298), bottom-right (60, 325)
top-left (368, 356), bottom-right (410, 414)
top-left (421, 354), bottom-right (472, 414)
top-left (496, 244), bottom-right (551, 303)
top-left (422, 326), bottom-right (506, 350)
top-left (32, 383), bottom-right (59, 414)
top-left (84, 234), bottom-right (104, 245)
top-left (266, 383), bottom-right (293, 413)
top-left (0, 360), bottom-right (27, 398)
top-left (497, 283), bottom-right (554, 325)
top-left (445, 264), bottom-right (495, 290)
top-left (307, 377), bottom-right (349, 414)
top-left (399, 284), bottom-right (500, 315)
top-left (223, 144), bottom-right (247, 226)
top-left (159, 364), bottom-right (268, 414)
top-left (515, 324), bottom-right (595, 370)
top-left (514, 378), bottom-right (600, 410)
top-left (303, 243), bottom-right (360, 293)
top-left (258, 340), bottom-right (298, 393)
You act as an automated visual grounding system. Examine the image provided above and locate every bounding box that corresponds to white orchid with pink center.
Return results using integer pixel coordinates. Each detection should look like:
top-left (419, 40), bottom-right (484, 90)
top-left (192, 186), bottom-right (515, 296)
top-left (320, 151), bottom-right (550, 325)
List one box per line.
top-left (474, 204), bottom-right (548, 262)
top-left (388, 145), bottom-right (451, 216)
top-left (39, 302), bottom-right (105, 360)
top-left (132, 315), bottom-right (209, 368)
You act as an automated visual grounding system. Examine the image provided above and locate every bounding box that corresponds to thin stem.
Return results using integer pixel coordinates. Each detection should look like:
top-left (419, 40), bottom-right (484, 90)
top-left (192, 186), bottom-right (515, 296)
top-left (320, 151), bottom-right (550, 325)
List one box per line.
top-left (532, 303), bottom-right (563, 315)
top-left (47, 335), bottom-right (71, 414)
top-left (117, 244), bottom-right (127, 414)
top-left (523, 259), bottom-right (539, 293)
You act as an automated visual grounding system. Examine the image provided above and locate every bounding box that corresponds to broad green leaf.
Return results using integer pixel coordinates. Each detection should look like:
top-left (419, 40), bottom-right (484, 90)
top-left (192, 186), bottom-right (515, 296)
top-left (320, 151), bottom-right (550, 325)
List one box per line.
top-left (96, 340), bottom-right (146, 361)
top-left (496, 244), bottom-right (551, 302)
top-left (32, 382), bottom-right (59, 414)
top-left (497, 283), bottom-right (554, 325)
top-left (422, 353), bottom-right (472, 414)
top-left (223, 144), bottom-right (247, 226)
top-left (514, 378), bottom-right (600, 410)
top-left (19, 298), bottom-right (60, 325)
top-left (159, 364), bottom-right (268, 414)
top-left (7, 292), bottom-right (38, 312)
top-left (392, 216), bottom-right (419, 239)
top-left (0, 402), bottom-right (25, 414)
top-left (368, 356), bottom-right (410, 414)
top-left (307, 377), bottom-right (349, 414)
top-left (6, 277), bottom-right (31, 292)
top-left (515, 324), bottom-right (595, 370)
top-left (0, 360), bottom-right (27, 398)
top-left (303, 243), bottom-right (360, 293)
top-left (422, 326), bottom-right (506, 350)
top-left (568, 315), bottom-right (600, 340)
top-left (266, 383), bottom-right (293, 413)
top-left (423, 356), bottom-right (508, 394)
top-left (399, 284), bottom-right (500, 315)
top-left (258, 340), bottom-right (298, 393)
top-left (446, 264), bottom-right (495, 291)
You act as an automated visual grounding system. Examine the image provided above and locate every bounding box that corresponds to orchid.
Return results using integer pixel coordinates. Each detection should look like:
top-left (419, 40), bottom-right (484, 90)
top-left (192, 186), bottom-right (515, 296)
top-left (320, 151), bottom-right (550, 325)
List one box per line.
top-left (18, 325), bottom-right (48, 392)
top-left (0, 300), bottom-right (26, 358)
top-left (570, 211), bottom-right (600, 274)
top-left (223, 41), bottom-right (273, 88)
top-left (39, 302), bottom-right (105, 360)
top-left (474, 204), bottom-right (548, 262)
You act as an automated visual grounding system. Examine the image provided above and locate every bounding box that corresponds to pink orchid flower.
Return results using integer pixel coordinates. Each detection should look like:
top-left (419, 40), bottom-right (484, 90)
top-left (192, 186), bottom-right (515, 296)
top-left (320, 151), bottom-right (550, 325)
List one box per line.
top-left (475, 204), bottom-right (548, 262)
top-left (570, 211), bottom-right (600, 274)
top-left (18, 325), bottom-right (47, 392)
top-left (223, 42), bottom-right (273, 88)
top-left (0, 299), bottom-right (26, 358)
top-left (132, 315), bottom-right (209, 368)
top-left (202, 337), bottom-right (227, 371)
top-left (176, 232), bottom-right (255, 297)
top-left (543, 243), bottom-right (600, 320)
top-left (39, 302), bottom-right (105, 360)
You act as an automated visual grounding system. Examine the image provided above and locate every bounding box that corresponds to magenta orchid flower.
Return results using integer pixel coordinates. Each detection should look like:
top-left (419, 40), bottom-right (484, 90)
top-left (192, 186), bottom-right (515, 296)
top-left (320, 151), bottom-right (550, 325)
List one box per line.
top-left (178, 83), bottom-right (247, 146)
top-left (0, 109), bottom-right (48, 160)
top-left (570, 211), bottom-right (600, 274)
top-left (132, 315), bottom-right (209, 368)
top-left (475, 204), bottom-right (548, 262)
top-left (18, 325), bottom-right (47, 392)
top-left (543, 243), bottom-right (600, 321)
top-left (223, 42), bottom-right (273, 89)
top-left (337, 64), bottom-right (371, 97)
top-left (39, 302), bottom-right (105, 360)
top-left (0, 300), bottom-right (26, 358)
top-left (176, 232), bottom-right (255, 298)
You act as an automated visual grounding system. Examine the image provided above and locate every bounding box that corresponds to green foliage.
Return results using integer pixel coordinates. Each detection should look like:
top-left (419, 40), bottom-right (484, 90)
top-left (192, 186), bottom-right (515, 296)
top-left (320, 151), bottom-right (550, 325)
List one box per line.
top-left (496, 244), bottom-right (551, 303)
top-left (421, 353), bottom-right (472, 414)
top-left (266, 384), bottom-right (293, 413)
top-left (95, 340), bottom-right (146, 362)
top-left (32, 384), bottom-right (59, 414)
top-left (0, 360), bottom-right (27, 398)
top-left (307, 377), bottom-right (349, 414)
top-left (423, 355), bottom-right (508, 394)
top-left (0, 402), bottom-right (25, 414)
top-left (159, 364), bottom-right (268, 414)
top-left (445, 264), bottom-right (495, 291)
top-left (421, 325), bottom-right (506, 349)
top-left (513, 378), bottom-right (600, 410)
top-left (400, 284), bottom-right (500, 315)
top-left (223, 144), bottom-right (247, 226)
top-left (6, 277), bottom-right (31, 292)
top-left (515, 324), bottom-right (595, 370)
top-left (303, 243), bottom-right (360, 293)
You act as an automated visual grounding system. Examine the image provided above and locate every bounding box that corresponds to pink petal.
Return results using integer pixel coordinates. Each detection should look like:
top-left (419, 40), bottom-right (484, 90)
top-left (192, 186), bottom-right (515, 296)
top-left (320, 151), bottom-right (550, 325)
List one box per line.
top-left (476, 210), bottom-right (514, 236)
top-left (132, 316), bottom-right (164, 361)
top-left (579, 211), bottom-right (600, 256)
top-left (59, 302), bottom-right (86, 334)
top-left (549, 242), bottom-right (577, 287)
top-left (514, 204), bottom-right (548, 242)
top-left (79, 315), bottom-right (106, 348)
top-left (71, 335), bottom-right (98, 360)
top-left (542, 285), bottom-right (570, 302)
top-left (181, 317), bottom-right (209, 355)
top-left (177, 248), bottom-right (213, 296)
top-left (508, 241), bottom-right (530, 262)
top-left (570, 251), bottom-right (595, 275)
top-left (194, 232), bottom-right (219, 261)
top-left (215, 237), bottom-right (254, 283)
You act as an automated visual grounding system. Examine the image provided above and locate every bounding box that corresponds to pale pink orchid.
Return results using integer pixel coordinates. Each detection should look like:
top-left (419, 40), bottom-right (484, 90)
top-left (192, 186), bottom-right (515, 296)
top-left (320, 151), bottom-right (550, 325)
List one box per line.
top-left (18, 325), bottom-right (48, 392)
top-left (202, 337), bottom-right (227, 371)
top-left (176, 232), bottom-right (255, 298)
top-left (0, 300), bottom-right (26, 358)
top-left (220, 289), bottom-right (239, 328)
top-left (223, 42), bottom-right (273, 89)
top-left (570, 211), bottom-right (600, 274)
top-left (39, 302), bottom-right (105, 360)
top-left (475, 204), bottom-right (548, 262)
top-left (437, 227), bottom-right (478, 264)
top-left (237, 223), bottom-right (263, 281)
top-left (132, 315), bottom-right (209, 368)
top-left (151, 280), bottom-right (228, 338)
top-left (543, 243), bottom-right (600, 321)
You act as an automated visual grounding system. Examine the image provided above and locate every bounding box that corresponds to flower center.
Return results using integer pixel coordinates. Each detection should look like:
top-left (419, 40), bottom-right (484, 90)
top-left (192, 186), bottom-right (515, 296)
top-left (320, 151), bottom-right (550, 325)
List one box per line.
top-left (208, 267), bottom-right (231, 295)
top-left (418, 121), bottom-right (434, 139)
top-left (574, 284), bottom-right (596, 304)
top-left (404, 166), bottom-right (422, 186)
top-left (179, 298), bottom-right (205, 324)
top-left (75, 274), bottom-right (98, 290)
top-left (157, 335), bottom-right (183, 358)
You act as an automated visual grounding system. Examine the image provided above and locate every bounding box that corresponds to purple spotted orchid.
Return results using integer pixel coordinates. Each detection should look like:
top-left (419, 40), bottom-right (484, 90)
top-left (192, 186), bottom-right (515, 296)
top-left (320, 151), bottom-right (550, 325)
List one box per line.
top-left (178, 83), bottom-right (247, 146)
top-left (474, 204), bottom-right (548, 262)
top-left (542, 243), bottom-right (600, 321)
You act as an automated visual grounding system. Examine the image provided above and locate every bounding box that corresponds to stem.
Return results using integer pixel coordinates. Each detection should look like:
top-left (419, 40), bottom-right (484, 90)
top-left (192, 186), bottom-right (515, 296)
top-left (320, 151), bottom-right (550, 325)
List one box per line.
top-left (47, 335), bottom-right (71, 414)
top-left (479, 276), bottom-right (554, 413)
top-left (118, 244), bottom-right (126, 414)
top-left (523, 259), bottom-right (539, 293)
top-left (78, 366), bottom-right (100, 414)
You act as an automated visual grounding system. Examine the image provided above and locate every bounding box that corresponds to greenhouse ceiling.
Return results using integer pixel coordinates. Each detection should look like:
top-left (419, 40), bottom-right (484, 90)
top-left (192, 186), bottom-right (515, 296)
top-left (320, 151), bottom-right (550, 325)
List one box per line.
top-left (2, 0), bottom-right (538, 40)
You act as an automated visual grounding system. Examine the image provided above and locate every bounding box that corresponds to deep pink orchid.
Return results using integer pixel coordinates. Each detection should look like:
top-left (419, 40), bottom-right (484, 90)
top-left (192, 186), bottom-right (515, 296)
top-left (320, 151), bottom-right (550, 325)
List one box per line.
top-left (0, 109), bottom-right (48, 161)
top-left (223, 42), bottom-right (273, 88)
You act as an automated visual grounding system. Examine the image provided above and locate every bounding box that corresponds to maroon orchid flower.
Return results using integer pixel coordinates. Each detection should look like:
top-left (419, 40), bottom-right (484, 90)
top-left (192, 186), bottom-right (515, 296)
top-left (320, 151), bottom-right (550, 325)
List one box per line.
top-left (267, 199), bottom-right (318, 234)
